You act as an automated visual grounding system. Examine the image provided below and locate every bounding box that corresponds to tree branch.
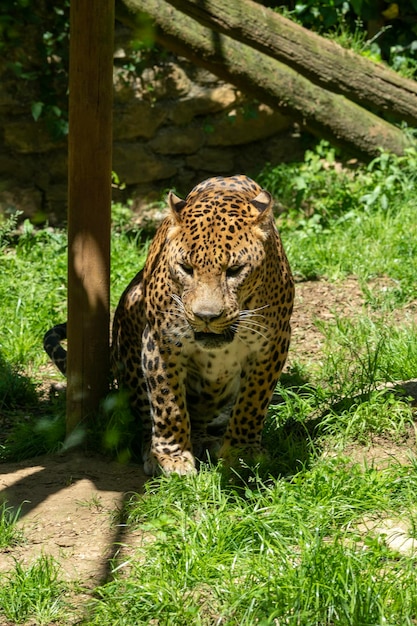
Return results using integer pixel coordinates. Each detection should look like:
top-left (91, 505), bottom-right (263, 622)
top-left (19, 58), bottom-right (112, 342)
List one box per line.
top-left (165, 0), bottom-right (417, 126)
top-left (123, 0), bottom-right (412, 159)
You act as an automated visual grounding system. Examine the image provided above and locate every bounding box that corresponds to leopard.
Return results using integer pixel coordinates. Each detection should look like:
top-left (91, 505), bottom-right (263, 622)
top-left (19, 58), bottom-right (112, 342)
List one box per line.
top-left (44, 175), bottom-right (294, 476)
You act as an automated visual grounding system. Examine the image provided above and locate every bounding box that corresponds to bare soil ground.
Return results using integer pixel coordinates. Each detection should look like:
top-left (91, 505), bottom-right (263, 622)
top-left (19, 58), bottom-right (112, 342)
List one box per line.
top-left (1, 278), bottom-right (417, 596)
top-left (0, 453), bottom-right (147, 587)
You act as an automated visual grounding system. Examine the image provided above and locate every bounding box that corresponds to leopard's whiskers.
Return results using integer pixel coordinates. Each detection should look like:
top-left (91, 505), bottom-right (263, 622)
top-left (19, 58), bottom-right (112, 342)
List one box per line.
top-left (235, 321), bottom-right (269, 342)
top-left (237, 307), bottom-right (269, 338)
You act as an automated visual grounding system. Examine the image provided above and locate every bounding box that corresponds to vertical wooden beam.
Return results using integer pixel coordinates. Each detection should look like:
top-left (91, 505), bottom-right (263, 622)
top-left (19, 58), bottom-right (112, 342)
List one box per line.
top-left (67, 0), bottom-right (114, 433)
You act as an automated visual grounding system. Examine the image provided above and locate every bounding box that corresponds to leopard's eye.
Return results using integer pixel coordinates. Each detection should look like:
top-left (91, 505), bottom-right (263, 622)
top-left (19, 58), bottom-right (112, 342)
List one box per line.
top-left (180, 263), bottom-right (194, 276)
top-left (226, 265), bottom-right (244, 278)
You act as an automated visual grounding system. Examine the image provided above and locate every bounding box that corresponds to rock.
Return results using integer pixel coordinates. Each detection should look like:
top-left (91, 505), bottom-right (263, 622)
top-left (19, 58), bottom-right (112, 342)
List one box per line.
top-left (114, 61), bottom-right (193, 102)
top-left (186, 147), bottom-right (235, 172)
top-left (0, 187), bottom-right (43, 221)
top-left (205, 104), bottom-right (291, 146)
top-left (0, 16), bottom-right (308, 222)
top-left (149, 125), bottom-right (205, 155)
top-left (167, 84), bottom-right (239, 125)
top-left (113, 100), bottom-right (167, 140)
top-left (113, 142), bottom-right (178, 184)
top-left (4, 120), bottom-right (66, 154)
top-left (141, 63), bottom-right (193, 99)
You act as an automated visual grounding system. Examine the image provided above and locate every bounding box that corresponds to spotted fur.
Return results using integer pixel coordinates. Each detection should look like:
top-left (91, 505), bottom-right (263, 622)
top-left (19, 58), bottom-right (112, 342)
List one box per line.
top-left (111, 175), bottom-right (294, 475)
top-left (44, 175), bottom-right (294, 475)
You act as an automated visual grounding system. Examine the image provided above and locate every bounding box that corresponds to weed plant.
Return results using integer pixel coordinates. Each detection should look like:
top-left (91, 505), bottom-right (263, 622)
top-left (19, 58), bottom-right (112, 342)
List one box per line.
top-left (0, 555), bottom-right (68, 625)
top-left (0, 501), bottom-right (24, 549)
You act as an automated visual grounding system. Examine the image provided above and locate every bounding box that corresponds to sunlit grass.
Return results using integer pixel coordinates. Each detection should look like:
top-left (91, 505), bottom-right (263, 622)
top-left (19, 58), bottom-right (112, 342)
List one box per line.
top-left (84, 463), bottom-right (417, 625)
top-left (0, 501), bottom-right (24, 550)
top-left (0, 555), bottom-right (68, 625)
top-left (282, 199), bottom-right (417, 302)
top-left (0, 209), bottom-right (148, 373)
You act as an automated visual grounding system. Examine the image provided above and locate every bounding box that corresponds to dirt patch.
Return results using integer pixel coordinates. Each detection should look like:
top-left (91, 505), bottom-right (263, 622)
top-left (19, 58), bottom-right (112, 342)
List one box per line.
top-left (1, 277), bottom-right (416, 591)
top-left (0, 452), bottom-right (147, 587)
top-left (357, 515), bottom-right (417, 556)
top-left (288, 276), bottom-right (366, 365)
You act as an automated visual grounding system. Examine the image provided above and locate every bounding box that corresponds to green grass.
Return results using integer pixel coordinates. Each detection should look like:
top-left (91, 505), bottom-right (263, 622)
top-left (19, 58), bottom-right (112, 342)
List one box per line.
top-left (2, 142), bottom-right (417, 623)
top-left (260, 145), bottom-right (417, 303)
top-left (0, 207), bottom-right (149, 373)
top-left (0, 205), bottom-right (149, 459)
top-left (0, 555), bottom-right (69, 625)
top-left (83, 463), bottom-right (417, 625)
top-left (0, 501), bottom-right (24, 549)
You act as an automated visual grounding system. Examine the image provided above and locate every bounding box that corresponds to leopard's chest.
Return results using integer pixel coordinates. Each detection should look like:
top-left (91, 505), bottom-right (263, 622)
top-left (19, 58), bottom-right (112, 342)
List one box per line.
top-left (181, 338), bottom-right (249, 423)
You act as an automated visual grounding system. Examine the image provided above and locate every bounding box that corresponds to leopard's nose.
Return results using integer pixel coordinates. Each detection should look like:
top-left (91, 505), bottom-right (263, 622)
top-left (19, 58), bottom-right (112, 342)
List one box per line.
top-left (193, 306), bottom-right (224, 323)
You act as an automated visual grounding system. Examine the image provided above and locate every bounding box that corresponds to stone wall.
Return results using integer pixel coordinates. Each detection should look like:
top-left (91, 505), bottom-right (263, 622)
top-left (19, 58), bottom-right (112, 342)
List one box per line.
top-left (0, 22), bottom-right (307, 225)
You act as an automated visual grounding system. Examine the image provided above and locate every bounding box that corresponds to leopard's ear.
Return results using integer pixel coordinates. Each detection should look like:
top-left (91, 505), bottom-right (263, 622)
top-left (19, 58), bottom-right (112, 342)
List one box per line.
top-left (168, 190), bottom-right (186, 221)
top-left (250, 190), bottom-right (273, 216)
top-left (250, 189), bottom-right (275, 240)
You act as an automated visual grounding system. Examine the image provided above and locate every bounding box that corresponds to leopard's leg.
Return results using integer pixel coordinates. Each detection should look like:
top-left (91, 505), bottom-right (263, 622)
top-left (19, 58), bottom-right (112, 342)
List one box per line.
top-left (111, 272), bottom-right (154, 464)
top-left (141, 326), bottom-right (196, 476)
top-left (218, 348), bottom-right (287, 464)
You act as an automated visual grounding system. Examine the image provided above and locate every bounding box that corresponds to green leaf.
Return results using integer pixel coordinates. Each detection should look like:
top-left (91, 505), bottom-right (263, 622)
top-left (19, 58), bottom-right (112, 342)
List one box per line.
top-left (31, 101), bottom-right (43, 121)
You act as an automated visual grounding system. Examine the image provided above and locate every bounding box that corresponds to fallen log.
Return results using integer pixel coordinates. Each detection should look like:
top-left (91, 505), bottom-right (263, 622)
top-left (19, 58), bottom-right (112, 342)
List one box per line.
top-left (123, 0), bottom-right (412, 160)
top-left (165, 0), bottom-right (417, 126)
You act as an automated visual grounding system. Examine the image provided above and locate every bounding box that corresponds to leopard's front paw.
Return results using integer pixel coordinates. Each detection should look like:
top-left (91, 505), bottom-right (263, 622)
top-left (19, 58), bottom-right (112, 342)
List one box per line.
top-left (159, 449), bottom-right (197, 476)
top-left (143, 448), bottom-right (197, 476)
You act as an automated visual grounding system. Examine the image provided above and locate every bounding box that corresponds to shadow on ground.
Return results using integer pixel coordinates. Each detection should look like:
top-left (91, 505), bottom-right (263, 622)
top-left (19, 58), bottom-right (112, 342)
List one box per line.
top-left (0, 450), bottom-right (147, 588)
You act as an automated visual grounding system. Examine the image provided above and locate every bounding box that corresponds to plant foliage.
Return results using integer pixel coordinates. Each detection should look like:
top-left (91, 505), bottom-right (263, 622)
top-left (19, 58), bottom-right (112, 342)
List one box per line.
top-left (270, 0), bottom-right (417, 75)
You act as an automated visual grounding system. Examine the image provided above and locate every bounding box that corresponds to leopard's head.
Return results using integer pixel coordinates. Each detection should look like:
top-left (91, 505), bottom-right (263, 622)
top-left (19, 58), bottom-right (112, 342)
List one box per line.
top-left (164, 176), bottom-right (275, 349)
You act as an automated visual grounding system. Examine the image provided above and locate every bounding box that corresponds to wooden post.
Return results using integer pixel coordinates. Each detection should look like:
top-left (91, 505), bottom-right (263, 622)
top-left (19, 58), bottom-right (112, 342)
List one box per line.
top-left (67, 0), bottom-right (114, 433)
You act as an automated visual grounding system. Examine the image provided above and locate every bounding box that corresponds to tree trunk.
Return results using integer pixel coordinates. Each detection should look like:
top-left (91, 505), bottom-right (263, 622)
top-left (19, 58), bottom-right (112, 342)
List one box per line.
top-left (165, 0), bottom-right (417, 127)
top-left (123, 0), bottom-right (411, 160)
